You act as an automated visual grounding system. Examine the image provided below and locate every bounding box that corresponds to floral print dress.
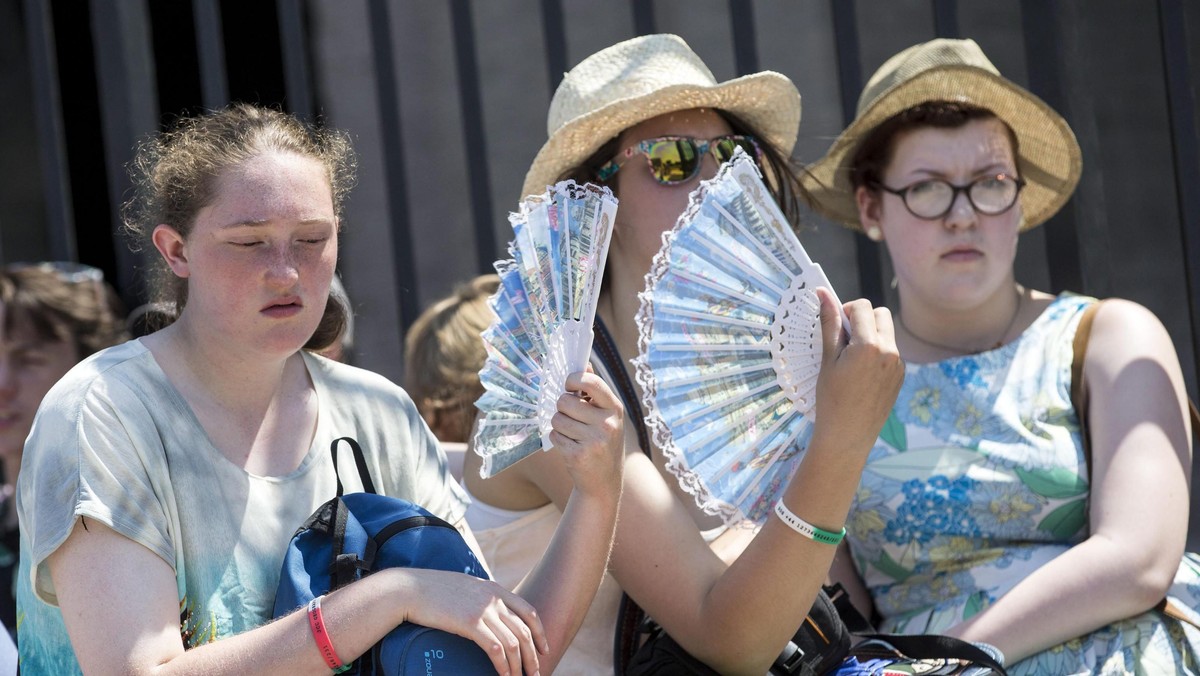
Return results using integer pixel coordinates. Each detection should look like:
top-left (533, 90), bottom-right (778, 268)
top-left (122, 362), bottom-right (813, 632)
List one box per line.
top-left (845, 293), bottom-right (1200, 674)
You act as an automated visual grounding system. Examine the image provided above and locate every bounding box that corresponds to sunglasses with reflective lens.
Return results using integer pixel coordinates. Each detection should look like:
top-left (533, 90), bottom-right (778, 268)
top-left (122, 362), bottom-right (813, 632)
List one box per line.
top-left (596, 135), bottom-right (762, 185)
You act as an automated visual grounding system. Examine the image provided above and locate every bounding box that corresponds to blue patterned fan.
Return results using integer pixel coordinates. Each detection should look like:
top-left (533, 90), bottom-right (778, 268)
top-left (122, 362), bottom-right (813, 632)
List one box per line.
top-left (473, 181), bottom-right (618, 477)
top-left (632, 148), bottom-right (847, 525)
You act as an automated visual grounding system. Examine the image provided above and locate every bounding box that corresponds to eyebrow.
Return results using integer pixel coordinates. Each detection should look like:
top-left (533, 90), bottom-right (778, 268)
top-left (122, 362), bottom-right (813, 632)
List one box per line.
top-left (907, 162), bottom-right (1012, 178)
top-left (219, 218), bottom-right (334, 229)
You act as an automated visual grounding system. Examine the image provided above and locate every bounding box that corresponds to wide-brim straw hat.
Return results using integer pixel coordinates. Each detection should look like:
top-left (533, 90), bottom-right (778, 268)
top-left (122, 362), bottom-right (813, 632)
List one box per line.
top-left (803, 38), bottom-right (1082, 232)
top-left (521, 33), bottom-right (801, 199)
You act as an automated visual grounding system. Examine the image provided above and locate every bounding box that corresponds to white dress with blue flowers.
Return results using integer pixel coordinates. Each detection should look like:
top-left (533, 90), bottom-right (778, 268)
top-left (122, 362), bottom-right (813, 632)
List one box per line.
top-left (845, 293), bottom-right (1200, 675)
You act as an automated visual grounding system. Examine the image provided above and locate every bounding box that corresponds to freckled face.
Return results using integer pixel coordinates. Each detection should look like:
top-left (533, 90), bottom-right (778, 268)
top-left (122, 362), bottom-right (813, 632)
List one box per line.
top-left (169, 151), bottom-right (338, 356)
top-left (862, 117), bottom-right (1022, 310)
top-left (0, 309), bottom-right (78, 459)
top-left (609, 109), bottom-right (734, 275)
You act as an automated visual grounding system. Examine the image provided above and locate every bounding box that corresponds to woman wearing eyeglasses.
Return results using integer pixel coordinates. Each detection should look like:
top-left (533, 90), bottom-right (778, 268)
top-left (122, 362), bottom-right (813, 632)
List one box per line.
top-left (0, 264), bottom-right (126, 638)
top-left (463, 34), bottom-right (904, 675)
top-left (17, 104), bottom-right (626, 676)
top-left (804, 38), bottom-right (1200, 673)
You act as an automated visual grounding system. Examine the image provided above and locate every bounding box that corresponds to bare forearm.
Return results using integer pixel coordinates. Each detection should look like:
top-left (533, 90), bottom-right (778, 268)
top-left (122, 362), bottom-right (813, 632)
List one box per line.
top-left (690, 442), bottom-right (866, 674)
top-left (945, 534), bottom-right (1175, 663)
top-left (515, 489), bottom-right (620, 673)
top-left (136, 571), bottom-right (409, 676)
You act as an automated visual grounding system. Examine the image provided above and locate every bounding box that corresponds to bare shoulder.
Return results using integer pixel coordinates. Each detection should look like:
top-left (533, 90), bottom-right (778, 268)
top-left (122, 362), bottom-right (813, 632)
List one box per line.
top-left (1084, 298), bottom-right (1183, 386)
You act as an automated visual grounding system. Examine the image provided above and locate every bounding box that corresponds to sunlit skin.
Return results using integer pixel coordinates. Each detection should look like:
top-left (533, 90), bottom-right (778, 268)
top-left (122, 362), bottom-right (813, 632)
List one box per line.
top-left (153, 150), bottom-right (339, 363)
top-left (856, 118), bottom-right (1024, 357)
top-left (0, 308), bottom-right (79, 492)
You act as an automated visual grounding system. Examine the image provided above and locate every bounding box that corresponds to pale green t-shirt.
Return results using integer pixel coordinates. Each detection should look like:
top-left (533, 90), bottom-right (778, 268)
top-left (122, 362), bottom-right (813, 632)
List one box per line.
top-left (16, 339), bottom-right (467, 674)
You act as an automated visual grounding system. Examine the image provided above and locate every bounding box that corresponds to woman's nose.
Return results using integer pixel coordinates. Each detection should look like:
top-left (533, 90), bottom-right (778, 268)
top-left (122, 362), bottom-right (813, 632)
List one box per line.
top-left (943, 190), bottom-right (978, 231)
top-left (265, 246), bottom-right (300, 287)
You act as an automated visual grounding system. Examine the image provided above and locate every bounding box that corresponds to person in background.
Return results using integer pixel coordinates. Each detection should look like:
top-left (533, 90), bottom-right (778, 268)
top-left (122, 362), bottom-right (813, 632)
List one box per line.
top-left (17, 103), bottom-right (625, 675)
top-left (404, 273), bottom-right (499, 481)
top-left (804, 38), bottom-right (1200, 673)
top-left (0, 262), bottom-right (127, 637)
top-left (464, 34), bottom-right (904, 674)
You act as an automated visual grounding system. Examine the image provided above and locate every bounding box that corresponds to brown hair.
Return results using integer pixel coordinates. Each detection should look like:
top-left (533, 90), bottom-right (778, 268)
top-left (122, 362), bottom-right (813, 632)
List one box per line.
top-left (121, 103), bottom-right (357, 351)
top-left (850, 100), bottom-right (1020, 190)
top-left (403, 274), bottom-right (500, 444)
top-left (557, 109), bottom-right (810, 231)
top-left (0, 265), bottom-right (128, 359)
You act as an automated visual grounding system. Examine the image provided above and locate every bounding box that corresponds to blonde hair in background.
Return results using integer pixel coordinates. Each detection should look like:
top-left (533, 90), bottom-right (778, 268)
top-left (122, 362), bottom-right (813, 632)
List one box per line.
top-left (404, 274), bottom-right (500, 444)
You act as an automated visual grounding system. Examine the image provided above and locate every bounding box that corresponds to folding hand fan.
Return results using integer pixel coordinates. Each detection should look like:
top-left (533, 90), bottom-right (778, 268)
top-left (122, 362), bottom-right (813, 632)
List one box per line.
top-left (473, 181), bottom-right (618, 477)
top-left (632, 148), bottom-right (847, 525)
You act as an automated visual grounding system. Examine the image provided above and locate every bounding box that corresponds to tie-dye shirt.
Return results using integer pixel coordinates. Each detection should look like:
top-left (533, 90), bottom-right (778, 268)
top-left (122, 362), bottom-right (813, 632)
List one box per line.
top-left (16, 339), bottom-right (467, 674)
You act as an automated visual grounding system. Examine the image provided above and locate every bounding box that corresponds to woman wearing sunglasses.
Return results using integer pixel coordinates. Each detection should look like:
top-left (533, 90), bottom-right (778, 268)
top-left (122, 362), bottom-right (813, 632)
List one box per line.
top-left (803, 38), bottom-right (1200, 673)
top-left (17, 104), bottom-right (626, 676)
top-left (463, 34), bottom-right (904, 674)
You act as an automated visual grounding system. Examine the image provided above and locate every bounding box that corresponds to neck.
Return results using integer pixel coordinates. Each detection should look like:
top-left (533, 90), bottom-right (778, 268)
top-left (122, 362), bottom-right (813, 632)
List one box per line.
top-left (898, 283), bottom-right (1025, 357)
top-left (596, 250), bottom-right (650, 361)
top-left (146, 314), bottom-right (297, 415)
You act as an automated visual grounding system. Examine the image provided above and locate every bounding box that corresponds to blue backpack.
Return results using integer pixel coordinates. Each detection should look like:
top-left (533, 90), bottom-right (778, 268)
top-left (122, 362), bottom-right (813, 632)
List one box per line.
top-left (274, 437), bottom-right (495, 675)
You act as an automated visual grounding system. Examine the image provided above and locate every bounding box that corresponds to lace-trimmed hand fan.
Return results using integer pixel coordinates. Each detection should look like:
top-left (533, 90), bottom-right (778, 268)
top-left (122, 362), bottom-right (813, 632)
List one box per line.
top-left (632, 148), bottom-right (847, 525)
top-left (473, 181), bottom-right (618, 477)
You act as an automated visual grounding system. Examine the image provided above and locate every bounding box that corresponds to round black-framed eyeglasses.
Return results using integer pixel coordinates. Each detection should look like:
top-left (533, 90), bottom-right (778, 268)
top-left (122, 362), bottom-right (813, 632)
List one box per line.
top-left (872, 173), bottom-right (1026, 220)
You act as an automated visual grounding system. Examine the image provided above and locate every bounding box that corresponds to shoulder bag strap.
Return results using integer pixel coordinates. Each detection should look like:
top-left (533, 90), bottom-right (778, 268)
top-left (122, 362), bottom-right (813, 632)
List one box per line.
top-left (593, 317), bottom-right (655, 674)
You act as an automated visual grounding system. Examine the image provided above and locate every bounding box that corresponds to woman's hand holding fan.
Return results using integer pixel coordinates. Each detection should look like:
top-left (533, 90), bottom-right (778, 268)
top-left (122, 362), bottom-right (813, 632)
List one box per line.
top-left (632, 148), bottom-right (854, 524)
top-left (473, 181), bottom-right (618, 477)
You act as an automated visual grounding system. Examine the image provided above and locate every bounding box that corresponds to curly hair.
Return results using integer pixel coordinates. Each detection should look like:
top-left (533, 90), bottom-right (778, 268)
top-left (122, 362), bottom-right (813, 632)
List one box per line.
top-left (121, 103), bottom-right (357, 350)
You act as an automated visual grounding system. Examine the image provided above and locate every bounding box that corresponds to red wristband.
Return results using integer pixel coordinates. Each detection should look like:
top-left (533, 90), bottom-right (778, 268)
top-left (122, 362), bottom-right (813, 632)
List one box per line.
top-left (307, 595), bottom-right (347, 672)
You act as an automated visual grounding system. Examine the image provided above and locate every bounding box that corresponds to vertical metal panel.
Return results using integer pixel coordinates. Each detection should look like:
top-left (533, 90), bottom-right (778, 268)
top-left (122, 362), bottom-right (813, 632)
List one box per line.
top-left (1160, 0), bottom-right (1200, 392)
top-left (449, 0), bottom-right (498, 273)
top-left (192, 0), bottom-right (229, 109)
top-left (831, 0), bottom-right (884, 306)
top-left (931, 0), bottom-right (959, 38)
top-left (633, 0), bottom-right (656, 35)
top-left (728, 0), bottom-right (758, 75)
top-left (367, 0), bottom-right (418, 331)
top-left (540, 0), bottom-right (568, 92)
top-left (1018, 0), bottom-right (1091, 296)
top-left (22, 0), bottom-right (76, 262)
top-left (277, 0), bottom-right (313, 120)
top-left (90, 0), bottom-right (158, 298)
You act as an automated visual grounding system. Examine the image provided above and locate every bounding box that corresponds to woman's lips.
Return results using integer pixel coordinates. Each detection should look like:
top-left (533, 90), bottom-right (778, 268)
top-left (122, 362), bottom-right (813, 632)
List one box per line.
top-left (262, 298), bottom-right (303, 318)
top-left (941, 246), bottom-right (982, 262)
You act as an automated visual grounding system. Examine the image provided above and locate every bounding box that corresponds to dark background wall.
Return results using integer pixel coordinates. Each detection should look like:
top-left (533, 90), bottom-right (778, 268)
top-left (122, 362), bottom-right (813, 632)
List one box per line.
top-left (3, 0), bottom-right (1200, 546)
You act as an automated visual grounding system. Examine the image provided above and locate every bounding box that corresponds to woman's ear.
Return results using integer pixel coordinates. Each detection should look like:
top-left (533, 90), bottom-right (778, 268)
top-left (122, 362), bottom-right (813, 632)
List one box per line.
top-left (855, 185), bottom-right (885, 242)
top-left (151, 224), bottom-right (190, 278)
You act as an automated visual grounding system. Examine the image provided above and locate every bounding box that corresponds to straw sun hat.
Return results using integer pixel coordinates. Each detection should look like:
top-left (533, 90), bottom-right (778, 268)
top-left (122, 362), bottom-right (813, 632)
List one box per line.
top-left (803, 38), bottom-right (1082, 232)
top-left (521, 33), bottom-right (801, 199)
